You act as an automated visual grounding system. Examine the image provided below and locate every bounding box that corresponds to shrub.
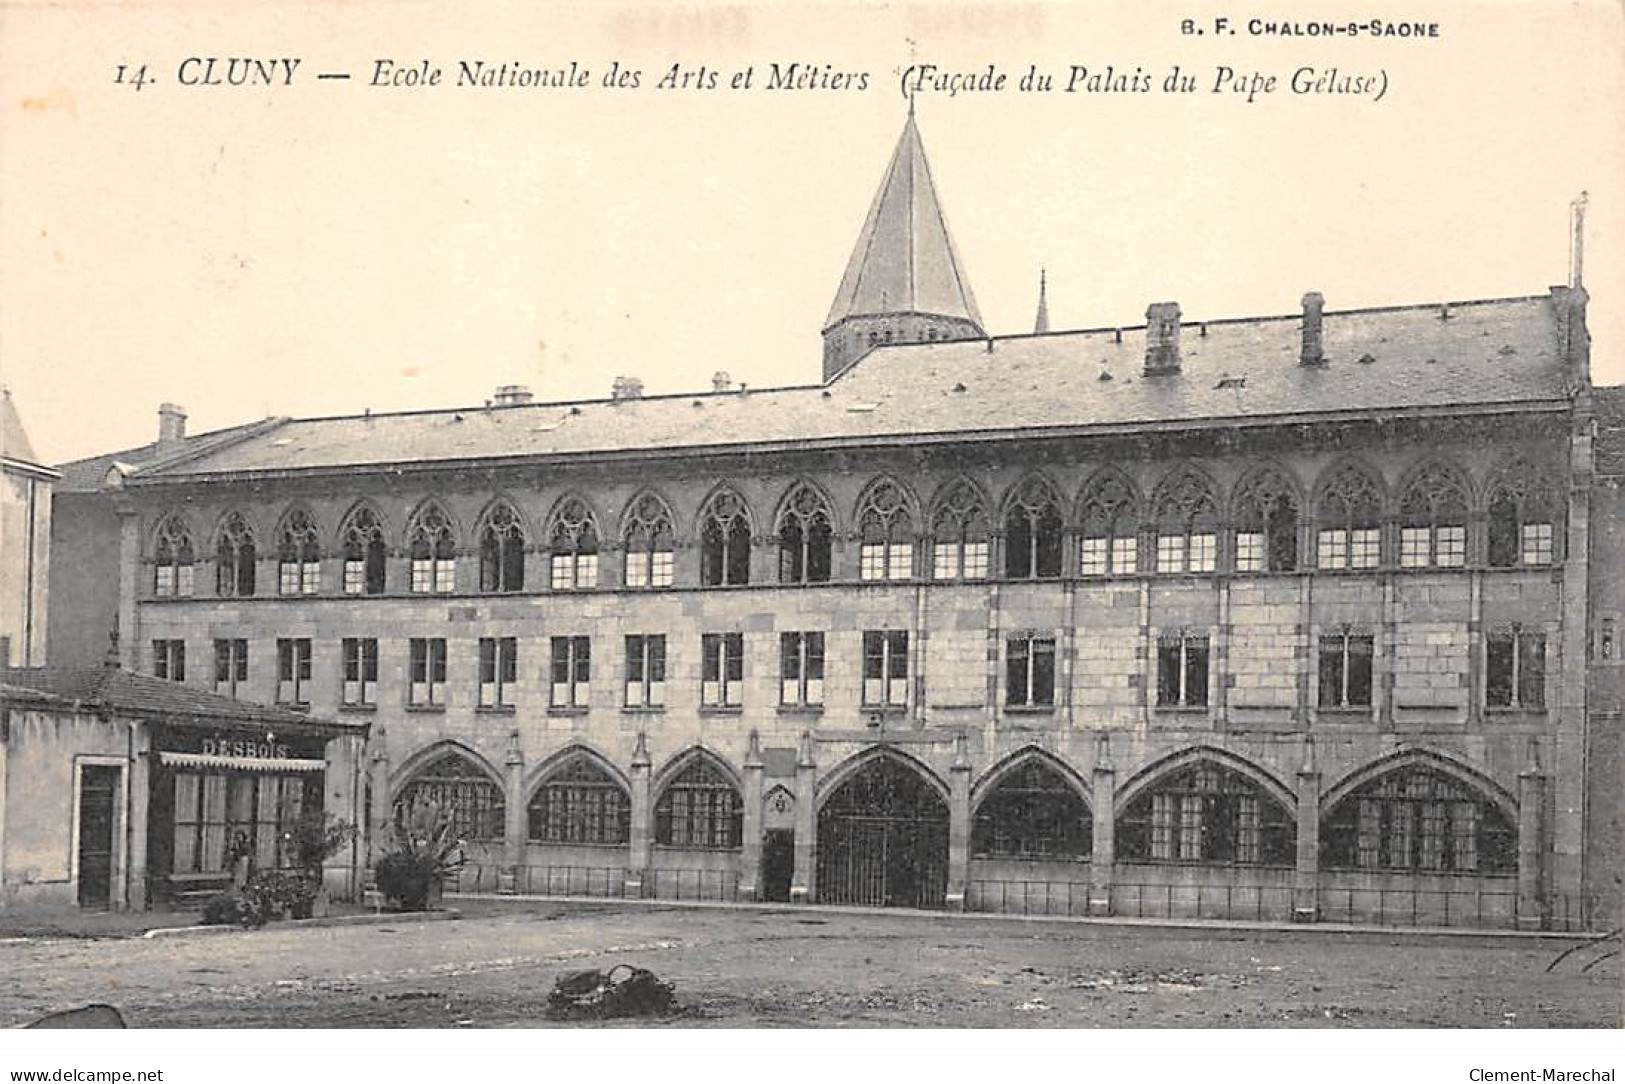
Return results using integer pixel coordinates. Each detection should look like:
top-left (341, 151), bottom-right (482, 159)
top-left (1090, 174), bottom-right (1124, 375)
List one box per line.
top-left (286, 812), bottom-right (358, 874)
top-left (373, 800), bottom-right (465, 911)
top-left (201, 889), bottom-right (267, 929)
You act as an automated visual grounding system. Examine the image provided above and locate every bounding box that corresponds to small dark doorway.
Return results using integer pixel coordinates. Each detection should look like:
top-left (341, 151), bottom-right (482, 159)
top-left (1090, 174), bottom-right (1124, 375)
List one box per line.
top-left (762, 829), bottom-right (794, 902)
top-left (77, 765), bottom-right (120, 909)
top-left (816, 756), bottom-right (949, 909)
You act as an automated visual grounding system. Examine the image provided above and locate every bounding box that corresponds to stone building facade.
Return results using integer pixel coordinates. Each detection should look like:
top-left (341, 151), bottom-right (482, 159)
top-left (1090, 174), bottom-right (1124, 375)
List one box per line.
top-left (50, 115), bottom-right (1617, 929)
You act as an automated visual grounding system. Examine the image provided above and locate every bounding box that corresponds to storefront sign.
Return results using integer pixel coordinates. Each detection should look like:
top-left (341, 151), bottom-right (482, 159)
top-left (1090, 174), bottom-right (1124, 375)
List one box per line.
top-left (200, 735), bottom-right (290, 760)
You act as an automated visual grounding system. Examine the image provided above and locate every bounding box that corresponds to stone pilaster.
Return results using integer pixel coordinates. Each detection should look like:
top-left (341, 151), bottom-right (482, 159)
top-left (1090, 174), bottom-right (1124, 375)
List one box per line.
top-left (1294, 737), bottom-right (1320, 922)
top-left (502, 732), bottom-right (524, 894)
top-left (739, 731), bottom-right (764, 900)
top-left (627, 731), bottom-right (652, 898)
top-left (946, 733), bottom-right (971, 911)
top-left (790, 731), bottom-right (817, 902)
top-left (1089, 733), bottom-right (1116, 916)
top-left (1518, 739), bottom-right (1547, 930)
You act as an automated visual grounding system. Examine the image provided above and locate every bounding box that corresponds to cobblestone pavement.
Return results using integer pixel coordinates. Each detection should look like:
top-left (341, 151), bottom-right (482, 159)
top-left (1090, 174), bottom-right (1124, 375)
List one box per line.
top-left (0, 902), bottom-right (1616, 1028)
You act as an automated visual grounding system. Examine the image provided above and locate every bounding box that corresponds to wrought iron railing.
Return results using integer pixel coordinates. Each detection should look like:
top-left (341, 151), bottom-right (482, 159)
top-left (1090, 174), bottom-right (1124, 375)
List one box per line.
top-left (644, 867), bottom-right (739, 902)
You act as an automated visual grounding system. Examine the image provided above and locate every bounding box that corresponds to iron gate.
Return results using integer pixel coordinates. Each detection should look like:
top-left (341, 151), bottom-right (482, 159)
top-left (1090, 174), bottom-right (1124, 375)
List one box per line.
top-left (816, 757), bottom-right (949, 909)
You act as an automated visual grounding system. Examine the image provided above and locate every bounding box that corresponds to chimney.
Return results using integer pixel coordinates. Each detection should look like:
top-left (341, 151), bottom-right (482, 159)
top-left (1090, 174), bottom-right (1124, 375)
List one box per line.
top-left (492, 384), bottom-right (533, 406)
top-left (611, 376), bottom-right (644, 401)
top-left (711, 371), bottom-right (733, 393)
top-left (157, 403), bottom-right (187, 448)
top-left (1144, 302), bottom-right (1182, 375)
top-left (1300, 291), bottom-right (1326, 366)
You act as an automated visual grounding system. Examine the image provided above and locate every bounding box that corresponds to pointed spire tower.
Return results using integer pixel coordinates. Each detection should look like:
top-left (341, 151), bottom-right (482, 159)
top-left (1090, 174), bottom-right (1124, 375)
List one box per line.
top-left (1033, 269), bottom-right (1050, 334)
top-left (821, 110), bottom-right (984, 380)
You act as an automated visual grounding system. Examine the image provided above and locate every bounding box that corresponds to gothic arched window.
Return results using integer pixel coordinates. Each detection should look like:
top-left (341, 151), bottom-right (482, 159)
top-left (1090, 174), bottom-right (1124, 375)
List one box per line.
top-left (1004, 476), bottom-right (1064, 579)
top-left (215, 512), bottom-right (257, 597)
top-left (1118, 762), bottom-right (1294, 866)
top-left (527, 757), bottom-right (630, 845)
top-left (341, 504), bottom-right (387, 595)
top-left (973, 760), bottom-right (1090, 859)
top-left (1078, 471), bottom-right (1139, 576)
top-left (1486, 461), bottom-right (1561, 568)
top-left (408, 502), bottom-right (458, 593)
top-left (1231, 467), bottom-right (1299, 573)
top-left (930, 478), bottom-right (990, 581)
top-left (777, 484), bottom-right (833, 584)
top-left (1151, 467), bottom-right (1219, 574)
top-left (654, 757), bottom-right (742, 849)
top-left (1315, 462), bottom-right (1383, 570)
top-left (548, 497), bottom-right (599, 590)
top-left (623, 493), bottom-right (676, 588)
top-left (699, 488), bottom-right (752, 587)
top-left (153, 515), bottom-right (195, 597)
top-left (395, 753), bottom-right (504, 842)
top-left (858, 478), bottom-right (914, 581)
top-left (478, 501), bottom-right (526, 593)
top-left (1399, 463), bottom-right (1470, 568)
top-left (1322, 766), bottom-right (1515, 873)
top-left (277, 509), bottom-right (322, 595)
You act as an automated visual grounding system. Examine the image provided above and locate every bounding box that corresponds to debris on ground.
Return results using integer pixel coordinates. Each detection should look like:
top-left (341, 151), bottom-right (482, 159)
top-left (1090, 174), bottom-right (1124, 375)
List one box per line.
top-left (544, 965), bottom-right (676, 1021)
top-left (24, 1004), bottom-right (126, 1029)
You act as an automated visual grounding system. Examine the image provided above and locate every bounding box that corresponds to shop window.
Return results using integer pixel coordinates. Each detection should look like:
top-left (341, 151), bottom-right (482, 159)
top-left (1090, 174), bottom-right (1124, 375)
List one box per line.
top-left (342, 637), bottom-right (377, 706)
top-left (171, 771), bottom-right (317, 875)
top-left (623, 494), bottom-right (676, 588)
top-left (341, 504), bottom-right (387, 595)
top-left (396, 754), bottom-right (504, 842)
top-left (1318, 630), bottom-right (1374, 709)
top-left (152, 639), bottom-right (185, 682)
top-left (1322, 766), bottom-right (1514, 873)
top-left (528, 757), bottom-right (629, 845)
top-left (153, 516), bottom-right (195, 597)
top-left (1152, 467), bottom-right (1218, 574)
top-left (972, 760), bottom-right (1090, 859)
top-left (1486, 628), bottom-right (1545, 709)
top-left (655, 758), bottom-right (742, 849)
top-left (862, 630), bottom-right (909, 708)
top-left (1232, 467), bottom-right (1298, 572)
top-left (276, 509), bottom-right (321, 595)
top-left (276, 638), bottom-right (312, 706)
top-left (407, 503), bottom-right (457, 593)
top-left (930, 478), bottom-right (990, 581)
top-left (478, 636), bottom-right (517, 708)
top-left (1156, 632), bottom-right (1209, 709)
top-left (1004, 476), bottom-right (1064, 579)
top-left (780, 631), bottom-right (825, 707)
top-left (478, 501), bottom-right (526, 593)
top-left (700, 488), bottom-right (753, 586)
top-left (1315, 462), bottom-right (1383, 570)
top-left (215, 512), bottom-right (257, 597)
top-left (550, 635), bottom-right (591, 709)
top-left (778, 484), bottom-right (834, 584)
top-left (857, 478), bottom-right (914, 581)
top-left (1398, 463), bottom-right (1470, 568)
top-left (625, 634), bottom-right (667, 708)
top-left (702, 632), bottom-right (744, 708)
top-left (213, 638), bottom-right (248, 698)
top-left (1118, 762), bottom-right (1294, 866)
top-left (409, 637), bottom-right (447, 707)
top-left (1078, 471), bottom-right (1139, 576)
top-left (1006, 634), bottom-right (1056, 708)
top-left (548, 497), bottom-right (599, 590)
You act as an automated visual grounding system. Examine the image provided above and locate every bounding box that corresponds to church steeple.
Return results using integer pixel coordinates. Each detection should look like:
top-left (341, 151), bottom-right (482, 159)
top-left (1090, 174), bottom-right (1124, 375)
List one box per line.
top-left (1034, 269), bottom-right (1049, 334)
top-left (821, 111), bottom-right (984, 380)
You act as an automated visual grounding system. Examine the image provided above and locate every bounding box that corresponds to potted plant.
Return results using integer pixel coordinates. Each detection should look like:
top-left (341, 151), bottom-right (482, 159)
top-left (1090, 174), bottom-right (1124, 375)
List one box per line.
top-left (373, 800), bottom-right (465, 911)
top-left (284, 812), bottom-right (358, 918)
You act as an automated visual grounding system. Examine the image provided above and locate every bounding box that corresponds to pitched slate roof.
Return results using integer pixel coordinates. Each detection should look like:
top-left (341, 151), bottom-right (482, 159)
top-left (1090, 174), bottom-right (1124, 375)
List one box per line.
top-left (1, 667), bottom-right (365, 735)
top-left (824, 112), bottom-right (982, 332)
top-left (53, 419), bottom-right (282, 493)
top-left (128, 293), bottom-right (1573, 482)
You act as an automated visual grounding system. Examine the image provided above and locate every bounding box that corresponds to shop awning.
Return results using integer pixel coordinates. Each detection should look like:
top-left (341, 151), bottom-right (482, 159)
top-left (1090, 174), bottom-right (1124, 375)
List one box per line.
top-left (158, 751), bottom-right (326, 773)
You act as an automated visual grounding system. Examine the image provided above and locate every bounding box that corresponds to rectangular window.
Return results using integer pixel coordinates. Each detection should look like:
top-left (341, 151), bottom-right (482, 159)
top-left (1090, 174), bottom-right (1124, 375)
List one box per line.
top-left (1350, 528), bottom-right (1380, 569)
top-left (1318, 632), bottom-right (1374, 708)
top-left (1234, 532), bottom-right (1265, 573)
top-left (1521, 523), bottom-right (1554, 566)
top-left (551, 554), bottom-right (598, 591)
top-left (1156, 633), bottom-right (1209, 708)
top-left (1178, 795), bottom-right (1203, 860)
top-left (888, 542), bottom-right (912, 580)
top-left (932, 542), bottom-right (957, 580)
top-left (1317, 528), bottom-right (1348, 570)
top-left (278, 560), bottom-right (319, 596)
top-left (1189, 533), bottom-right (1217, 573)
top-left (342, 637), bottom-right (378, 706)
top-left (701, 633), bottom-right (744, 707)
top-left (1487, 629), bottom-right (1546, 709)
top-left (1151, 793), bottom-right (1175, 860)
top-left (411, 558), bottom-right (454, 594)
top-left (550, 636), bottom-right (591, 708)
top-left (1112, 536), bottom-right (1137, 575)
top-left (862, 630), bottom-right (909, 707)
top-left (859, 543), bottom-right (886, 581)
top-left (1080, 537), bottom-right (1108, 577)
top-left (344, 560), bottom-right (367, 595)
top-left (779, 632), bottom-right (826, 707)
top-left (1435, 526), bottom-right (1466, 567)
top-left (962, 541), bottom-right (989, 579)
top-left (625, 551), bottom-right (649, 588)
top-left (1005, 634), bottom-right (1056, 708)
top-left (478, 637), bottom-right (517, 708)
top-left (1156, 534), bottom-right (1185, 573)
top-left (213, 639), bottom-right (247, 697)
top-left (155, 565), bottom-right (175, 597)
top-left (276, 638), bottom-right (312, 706)
top-left (625, 551), bottom-right (670, 588)
top-left (1399, 527), bottom-right (1430, 568)
top-left (152, 639), bottom-right (185, 682)
top-left (409, 637), bottom-right (447, 706)
top-left (625, 634), bottom-right (667, 708)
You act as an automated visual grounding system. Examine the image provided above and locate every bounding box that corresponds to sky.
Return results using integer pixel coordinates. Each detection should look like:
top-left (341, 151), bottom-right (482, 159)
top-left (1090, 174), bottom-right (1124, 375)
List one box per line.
top-left (2, 0), bottom-right (1622, 466)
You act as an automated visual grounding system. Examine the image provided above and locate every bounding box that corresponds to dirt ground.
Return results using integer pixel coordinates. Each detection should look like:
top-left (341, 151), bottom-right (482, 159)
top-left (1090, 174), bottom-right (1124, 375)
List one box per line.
top-left (0, 901), bottom-right (1617, 1028)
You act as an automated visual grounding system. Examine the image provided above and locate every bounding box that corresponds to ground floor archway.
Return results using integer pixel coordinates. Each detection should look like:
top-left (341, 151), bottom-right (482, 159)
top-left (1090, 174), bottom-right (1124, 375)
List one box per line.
top-left (816, 755), bottom-right (949, 909)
